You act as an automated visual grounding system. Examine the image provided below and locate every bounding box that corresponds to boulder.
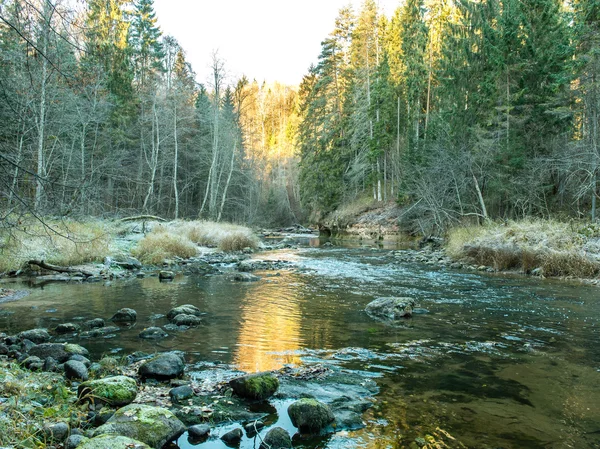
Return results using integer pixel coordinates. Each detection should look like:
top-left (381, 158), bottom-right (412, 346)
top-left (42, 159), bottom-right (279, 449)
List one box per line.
top-left (65, 434), bottom-right (88, 449)
top-left (166, 305), bottom-right (202, 321)
top-left (18, 328), bottom-right (50, 344)
top-left (29, 343), bottom-right (69, 363)
top-left (170, 314), bottom-right (202, 326)
top-left (288, 398), bottom-right (335, 433)
top-left (259, 427), bottom-right (292, 449)
top-left (111, 308), bottom-right (137, 323)
top-left (169, 385), bottom-right (194, 403)
top-left (115, 257), bottom-right (143, 270)
top-left (244, 420), bottom-right (264, 437)
top-left (55, 323), bottom-right (80, 334)
top-left (65, 343), bottom-right (89, 357)
top-left (69, 354), bottom-right (91, 367)
top-left (64, 360), bottom-right (89, 381)
top-left (84, 318), bottom-right (105, 330)
top-left (158, 271), bottom-right (174, 281)
top-left (44, 422), bottom-right (70, 443)
top-left (365, 297), bottom-right (415, 321)
top-left (22, 356), bottom-right (43, 371)
top-left (43, 357), bottom-right (58, 372)
top-left (220, 428), bottom-right (243, 446)
top-left (92, 404), bottom-right (185, 449)
top-left (78, 376), bottom-right (137, 406)
top-left (139, 327), bottom-right (168, 340)
top-left (78, 435), bottom-right (149, 449)
top-left (187, 424), bottom-right (210, 440)
top-left (229, 373), bottom-right (279, 401)
top-left (138, 353), bottom-right (184, 380)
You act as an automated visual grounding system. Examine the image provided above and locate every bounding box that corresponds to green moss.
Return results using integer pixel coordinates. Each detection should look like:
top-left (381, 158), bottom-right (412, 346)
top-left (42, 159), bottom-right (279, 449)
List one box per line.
top-left (79, 434), bottom-right (150, 449)
top-left (229, 373), bottom-right (279, 400)
top-left (288, 398), bottom-right (335, 433)
top-left (64, 344), bottom-right (89, 356)
top-left (78, 376), bottom-right (137, 406)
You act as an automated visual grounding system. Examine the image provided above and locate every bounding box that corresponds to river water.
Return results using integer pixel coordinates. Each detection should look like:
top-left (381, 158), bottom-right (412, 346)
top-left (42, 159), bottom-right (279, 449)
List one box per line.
top-left (1, 240), bottom-right (599, 448)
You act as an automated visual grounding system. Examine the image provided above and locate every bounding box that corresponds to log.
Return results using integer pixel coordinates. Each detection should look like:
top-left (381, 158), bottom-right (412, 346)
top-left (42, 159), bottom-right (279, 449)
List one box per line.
top-left (27, 260), bottom-right (94, 278)
top-left (119, 215), bottom-right (166, 223)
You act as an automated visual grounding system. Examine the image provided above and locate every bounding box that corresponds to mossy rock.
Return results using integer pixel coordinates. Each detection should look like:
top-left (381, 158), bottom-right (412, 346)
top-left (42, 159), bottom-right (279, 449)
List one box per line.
top-left (64, 343), bottom-right (89, 356)
top-left (228, 372), bottom-right (279, 400)
top-left (259, 427), bottom-right (292, 449)
top-left (288, 398), bottom-right (335, 433)
top-left (78, 435), bottom-right (150, 449)
top-left (93, 404), bottom-right (186, 449)
top-left (78, 376), bottom-right (137, 406)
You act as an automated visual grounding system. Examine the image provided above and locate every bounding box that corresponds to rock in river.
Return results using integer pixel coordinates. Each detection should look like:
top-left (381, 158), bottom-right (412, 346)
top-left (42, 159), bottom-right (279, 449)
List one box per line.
top-left (259, 427), bottom-right (292, 449)
top-left (170, 314), bottom-right (202, 326)
top-left (188, 424), bottom-right (210, 440)
top-left (29, 343), bottom-right (70, 363)
top-left (78, 435), bottom-right (149, 449)
top-left (220, 428), bottom-right (243, 446)
top-left (18, 328), bottom-right (50, 344)
top-left (288, 398), bottom-right (335, 433)
top-left (64, 360), bottom-right (89, 381)
top-left (55, 323), bottom-right (80, 334)
top-left (139, 327), bottom-right (168, 340)
top-left (78, 376), bottom-right (137, 406)
top-left (229, 372), bottom-right (279, 400)
top-left (111, 308), bottom-right (137, 323)
top-left (93, 404), bottom-right (186, 449)
top-left (365, 297), bottom-right (415, 321)
top-left (138, 352), bottom-right (185, 380)
top-left (166, 305), bottom-right (202, 321)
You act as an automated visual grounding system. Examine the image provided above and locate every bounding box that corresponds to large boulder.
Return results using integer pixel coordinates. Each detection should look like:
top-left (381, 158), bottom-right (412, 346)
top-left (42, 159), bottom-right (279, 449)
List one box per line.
top-left (111, 308), bottom-right (137, 323)
top-left (259, 427), bottom-right (292, 449)
top-left (229, 373), bottom-right (279, 400)
top-left (93, 404), bottom-right (186, 449)
top-left (64, 343), bottom-right (89, 357)
top-left (166, 305), bottom-right (202, 322)
top-left (64, 360), bottom-right (89, 381)
top-left (78, 435), bottom-right (150, 449)
top-left (29, 343), bottom-right (69, 363)
top-left (287, 398), bottom-right (335, 433)
top-left (78, 376), bottom-right (137, 406)
top-left (138, 353), bottom-right (184, 380)
top-left (18, 329), bottom-right (50, 344)
top-left (365, 297), bottom-right (415, 321)
top-left (170, 314), bottom-right (202, 326)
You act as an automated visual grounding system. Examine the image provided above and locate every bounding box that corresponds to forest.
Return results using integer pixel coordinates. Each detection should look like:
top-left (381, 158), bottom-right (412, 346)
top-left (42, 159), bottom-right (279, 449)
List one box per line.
top-left (1, 0), bottom-right (600, 234)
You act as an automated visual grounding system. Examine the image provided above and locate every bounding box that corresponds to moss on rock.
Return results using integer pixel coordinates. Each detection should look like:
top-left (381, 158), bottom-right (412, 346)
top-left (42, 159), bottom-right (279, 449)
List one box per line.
top-left (78, 435), bottom-right (150, 449)
top-left (288, 398), bottom-right (335, 433)
top-left (78, 376), bottom-right (137, 406)
top-left (228, 373), bottom-right (279, 400)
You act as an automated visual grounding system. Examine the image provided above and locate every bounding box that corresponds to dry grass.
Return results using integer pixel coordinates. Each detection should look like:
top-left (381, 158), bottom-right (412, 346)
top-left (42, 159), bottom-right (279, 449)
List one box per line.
top-left (218, 232), bottom-right (258, 251)
top-left (327, 195), bottom-right (382, 227)
top-left (131, 231), bottom-right (198, 264)
top-left (447, 219), bottom-right (600, 278)
top-left (0, 218), bottom-right (112, 273)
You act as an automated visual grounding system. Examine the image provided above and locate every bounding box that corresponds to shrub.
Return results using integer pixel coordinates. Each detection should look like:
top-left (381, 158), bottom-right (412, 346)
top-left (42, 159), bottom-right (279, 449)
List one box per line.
top-left (132, 232), bottom-right (197, 264)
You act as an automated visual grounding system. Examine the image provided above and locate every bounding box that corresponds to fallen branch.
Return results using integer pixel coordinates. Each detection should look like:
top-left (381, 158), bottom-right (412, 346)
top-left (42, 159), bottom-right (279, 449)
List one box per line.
top-left (119, 215), bottom-right (166, 223)
top-left (27, 260), bottom-right (94, 278)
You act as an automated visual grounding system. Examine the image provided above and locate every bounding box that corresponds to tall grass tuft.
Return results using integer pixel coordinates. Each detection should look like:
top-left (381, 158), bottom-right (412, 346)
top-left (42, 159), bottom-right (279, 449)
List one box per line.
top-left (132, 231), bottom-right (198, 264)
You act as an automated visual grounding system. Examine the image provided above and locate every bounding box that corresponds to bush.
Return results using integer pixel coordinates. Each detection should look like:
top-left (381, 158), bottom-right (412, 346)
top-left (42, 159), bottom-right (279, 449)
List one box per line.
top-left (132, 232), bottom-right (197, 264)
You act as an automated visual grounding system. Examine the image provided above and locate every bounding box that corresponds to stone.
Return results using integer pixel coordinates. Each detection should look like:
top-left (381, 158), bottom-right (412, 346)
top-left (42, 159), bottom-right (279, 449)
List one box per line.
top-left (64, 344), bottom-right (90, 357)
top-left (244, 420), bottom-right (264, 437)
top-left (166, 305), bottom-right (202, 321)
top-left (0, 343), bottom-right (8, 355)
top-left (22, 356), bottom-right (43, 371)
top-left (169, 385), bottom-right (194, 403)
top-left (83, 318), bottom-right (105, 330)
top-left (187, 424), bottom-right (210, 440)
top-left (170, 314), bottom-right (202, 326)
top-left (232, 272), bottom-right (261, 282)
top-left (55, 323), bottom-right (80, 334)
top-left (115, 257), bottom-right (143, 270)
top-left (287, 398), bottom-right (335, 433)
top-left (220, 428), bottom-right (243, 446)
top-left (365, 297), bottom-right (415, 321)
top-left (64, 360), bottom-right (89, 381)
top-left (138, 353), bottom-right (184, 380)
top-left (21, 339), bottom-right (36, 352)
top-left (29, 343), bottom-right (69, 362)
top-left (158, 271), bottom-right (175, 281)
top-left (43, 357), bottom-right (58, 372)
top-left (44, 422), bottom-right (70, 443)
top-left (77, 435), bottom-right (149, 449)
top-left (69, 354), bottom-right (91, 367)
top-left (18, 328), bottom-right (50, 344)
top-left (92, 404), bottom-right (186, 449)
top-left (65, 434), bottom-right (88, 449)
top-left (229, 373), bottom-right (279, 400)
top-left (259, 427), bottom-right (292, 449)
top-left (78, 376), bottom-right (137, 406)
top-left (111, 308), bottom-right (137, 323)
top-left (80, 326), bottom-right (120, 339)
top-left (139, 327), bottom-right (168, 340)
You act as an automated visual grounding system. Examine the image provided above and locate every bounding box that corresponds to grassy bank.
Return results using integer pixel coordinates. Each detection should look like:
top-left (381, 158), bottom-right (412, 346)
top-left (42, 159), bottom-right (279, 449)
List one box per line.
top-left (0, 218), bottom-right (259, 273)
top-left (446, 219), bottom-right (600, 278)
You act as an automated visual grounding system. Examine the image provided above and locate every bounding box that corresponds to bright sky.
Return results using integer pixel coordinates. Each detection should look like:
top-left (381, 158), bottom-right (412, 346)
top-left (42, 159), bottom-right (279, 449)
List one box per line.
top-left (153, 0), bottom-right (400, 87)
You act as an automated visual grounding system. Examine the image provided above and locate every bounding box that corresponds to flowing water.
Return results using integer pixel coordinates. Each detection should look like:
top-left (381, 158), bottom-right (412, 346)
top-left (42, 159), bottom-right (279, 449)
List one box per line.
top-left (1, 240), bottom-right (600, 448)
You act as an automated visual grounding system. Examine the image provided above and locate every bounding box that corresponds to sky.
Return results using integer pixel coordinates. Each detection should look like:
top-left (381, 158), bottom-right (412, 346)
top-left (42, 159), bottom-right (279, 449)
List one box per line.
top-left (153, 0), bottom-right (400, 87)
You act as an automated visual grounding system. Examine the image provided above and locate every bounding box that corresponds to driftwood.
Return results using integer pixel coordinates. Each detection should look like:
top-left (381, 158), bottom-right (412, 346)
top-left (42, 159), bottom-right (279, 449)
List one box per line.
top-left (27, 260), bottom-right (94, 278)
top-left (119, 215), bottom-right (166, 223)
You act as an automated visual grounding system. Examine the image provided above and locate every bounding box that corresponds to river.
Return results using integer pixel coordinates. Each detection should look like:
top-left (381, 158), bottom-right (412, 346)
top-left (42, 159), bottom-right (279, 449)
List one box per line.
top-left (1, 239), bottom-right (599, 448)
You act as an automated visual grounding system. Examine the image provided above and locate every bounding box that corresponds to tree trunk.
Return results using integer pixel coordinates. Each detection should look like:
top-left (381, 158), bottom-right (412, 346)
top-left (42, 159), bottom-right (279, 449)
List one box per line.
top-left (173, 103), bottom-right (179, 219)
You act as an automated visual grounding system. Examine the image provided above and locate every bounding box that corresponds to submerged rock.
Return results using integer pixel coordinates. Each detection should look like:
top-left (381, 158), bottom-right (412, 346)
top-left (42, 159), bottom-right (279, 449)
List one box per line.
top-left (111, 308), bottom-right (137, 323)
top-left (229, 372), bottom-right (279, 400)
top-left (260, 427), bottom-right (292, 449)
top-left (170, 314), bottom-right (202, 326)
top-left (365, 297), bottom-right (415, 321)
top-left (166, 305), bottom-right (202, 322)
top-left (83, 318), bottom-right (105, 330)
top-left (139, 327), bottom-right (168, 340)
top-left (232, 272), bottom-right (261, 282)
top-left (93, 404), bottom-right (186, 448)
top-left (288, 398), bottom-right (335, 433)
top-left (78, 435), bottom-right (149, 449)
top-left (55, 323), bottom-right (80, 334)
top-left (244, 420), bottom-right (265, 437)
top-left (78, 376), bottom-right (137, 406)
top-left (138, 352), bottom-right (185, 380)
top-left (220, 428), bottom-right (243, 446)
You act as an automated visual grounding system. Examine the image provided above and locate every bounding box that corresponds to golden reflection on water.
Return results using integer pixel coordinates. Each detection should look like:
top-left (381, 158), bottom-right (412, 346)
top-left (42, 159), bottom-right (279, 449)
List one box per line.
top-left (233, 279), bottom-right (303, 372)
